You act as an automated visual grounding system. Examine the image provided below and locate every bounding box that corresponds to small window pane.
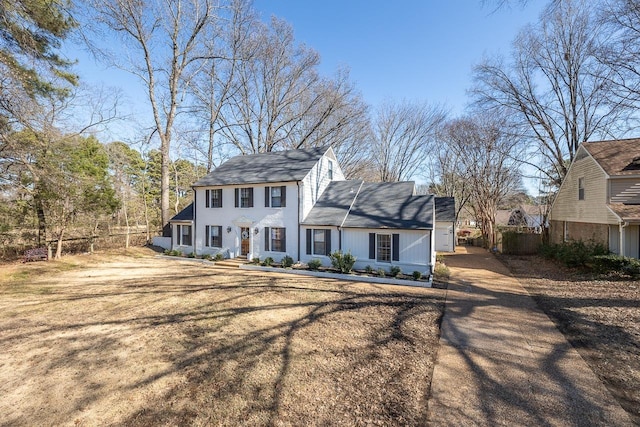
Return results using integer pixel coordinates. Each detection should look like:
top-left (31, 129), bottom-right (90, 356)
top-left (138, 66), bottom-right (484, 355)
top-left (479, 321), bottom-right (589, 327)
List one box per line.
top-left (328, 160), bottom-right (333, 179)
top-left (578, 177), bottom-right (585, 200)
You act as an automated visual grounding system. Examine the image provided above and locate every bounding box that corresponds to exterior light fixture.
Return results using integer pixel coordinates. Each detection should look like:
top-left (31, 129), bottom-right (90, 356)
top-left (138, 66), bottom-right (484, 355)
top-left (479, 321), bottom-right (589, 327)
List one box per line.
top-left (226, 226), bottom-right (232, 233)
top-left (254, 227), bottom-right (260, 234)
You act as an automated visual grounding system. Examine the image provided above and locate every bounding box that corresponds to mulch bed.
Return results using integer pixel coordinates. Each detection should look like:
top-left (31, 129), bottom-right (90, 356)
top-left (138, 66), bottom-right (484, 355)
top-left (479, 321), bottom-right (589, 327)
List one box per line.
top-left (500, 254), bottom-right (640, 425)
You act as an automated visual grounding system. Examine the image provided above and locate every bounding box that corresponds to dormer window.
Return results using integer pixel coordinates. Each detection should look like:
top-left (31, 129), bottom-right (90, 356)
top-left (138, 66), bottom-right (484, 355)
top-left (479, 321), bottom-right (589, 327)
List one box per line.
top-left (578, 177), bottom-right (585, 200)
top-left (328, 160), bottom-right (333, 180)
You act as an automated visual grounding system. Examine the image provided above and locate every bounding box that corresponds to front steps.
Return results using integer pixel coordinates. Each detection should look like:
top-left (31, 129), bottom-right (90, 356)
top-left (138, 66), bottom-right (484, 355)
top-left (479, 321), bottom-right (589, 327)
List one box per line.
top-left (215, 256), bottom-right (249, 269)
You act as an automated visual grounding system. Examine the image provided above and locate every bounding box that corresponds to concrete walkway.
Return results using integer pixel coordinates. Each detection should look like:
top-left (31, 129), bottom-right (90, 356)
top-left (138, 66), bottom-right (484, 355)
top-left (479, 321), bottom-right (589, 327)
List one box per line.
top-left (427, 246), bottom-right (633, 426)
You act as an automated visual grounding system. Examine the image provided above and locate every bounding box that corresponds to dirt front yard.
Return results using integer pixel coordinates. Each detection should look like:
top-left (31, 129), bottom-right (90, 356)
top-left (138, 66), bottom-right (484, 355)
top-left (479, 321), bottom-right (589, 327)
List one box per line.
top-left (501, 255), bottom-right (640, 425)
top-left (0, 249), bottom-right (444, 426)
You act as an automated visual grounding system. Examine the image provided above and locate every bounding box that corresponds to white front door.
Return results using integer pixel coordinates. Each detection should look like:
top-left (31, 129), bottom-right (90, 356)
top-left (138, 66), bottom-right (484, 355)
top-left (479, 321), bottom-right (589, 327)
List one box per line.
top-left (435, 226), bottom-right (452, 252)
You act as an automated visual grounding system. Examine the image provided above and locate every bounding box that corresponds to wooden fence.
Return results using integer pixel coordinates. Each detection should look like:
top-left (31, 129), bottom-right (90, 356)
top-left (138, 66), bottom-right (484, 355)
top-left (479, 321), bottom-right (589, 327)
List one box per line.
top-left (496, 231), bottom-right (542, 255)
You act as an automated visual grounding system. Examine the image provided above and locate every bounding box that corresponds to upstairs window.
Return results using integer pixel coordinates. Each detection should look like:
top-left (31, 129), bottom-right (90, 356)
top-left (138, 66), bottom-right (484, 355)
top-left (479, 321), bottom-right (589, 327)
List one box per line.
top-left (205, 189), bottom-right (222, 208)
top-left (265, 186), bottom-right (286, 208)
top-left (234, 187), bottom-right (254, 208)
top-left (578, 177), bottom-right (585, 200)
top-left (328, 160), bottom-right (333, 180)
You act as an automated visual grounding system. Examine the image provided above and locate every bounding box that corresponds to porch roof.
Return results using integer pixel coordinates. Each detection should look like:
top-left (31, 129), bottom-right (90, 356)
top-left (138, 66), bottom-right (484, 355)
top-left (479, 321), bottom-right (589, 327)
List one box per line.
top-left (607, 203), bottom-right (640, 223)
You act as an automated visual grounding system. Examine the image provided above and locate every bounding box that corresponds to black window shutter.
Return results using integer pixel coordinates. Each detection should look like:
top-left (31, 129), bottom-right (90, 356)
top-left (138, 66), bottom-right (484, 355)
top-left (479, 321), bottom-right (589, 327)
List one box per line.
top-left (205, 225), bottom-right (210, 247)
top-left (325, 229), bottom-right (331, 255)
top-left (234, 188), bottom-right (239, 207)
top-left (219, 189), bottom-right (223, 208)
top-left (264, 227), bottom-right (270, 251)
top-left (306, 229), bottom-right (312, 255)
top-left (392, 234), bottom-right (400, 261)
top-left (249, 188), bottom-right (254, 207)
top-left (282, 228), bottom-right (286, 252)
top-left (281, 186), bottom-right (286, 207)
top-left (369, 233), bottom-right (375, 259)
top-left (217, 226), bottom-right (222, 246)
top-left (265, 186), bottom-right (270, 207)
top-left (205, 190), bottom-right (210, 208)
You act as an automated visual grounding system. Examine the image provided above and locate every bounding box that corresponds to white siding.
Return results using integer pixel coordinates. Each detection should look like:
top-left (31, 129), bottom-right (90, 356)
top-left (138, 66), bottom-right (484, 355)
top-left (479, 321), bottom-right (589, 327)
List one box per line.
top-left (550, 147), bottom-right (619, 224)
top-left (341, 228), bottom-right (432, 274)
top-left (435, 221), bottom-right (455, 252)
top-left (610, 178), bottom-right (640, 204)
top-left (194, 183), bottom-right (299, 261)
top-left (299, 149), bottom-right (345, 221)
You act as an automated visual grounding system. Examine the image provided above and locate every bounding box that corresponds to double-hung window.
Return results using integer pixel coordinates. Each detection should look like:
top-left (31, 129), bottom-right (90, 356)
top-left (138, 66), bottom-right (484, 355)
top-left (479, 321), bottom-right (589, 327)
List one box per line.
top-left (305, 229), bottom-right (331, 256)
top-left (369, 233), bottom-right (400, 262)
top-left (265, 186), bottom-right (286, 208)
top-left (234, 187), bottom-right (254, 208)
top-left (176, 224), bottom-right (192, 246)
top-left (264, 227), bottom-right (286, 252)
top-left (205, 225), bottom-right (222, 247)
top-left (205, 189), bottom-right (222, 208)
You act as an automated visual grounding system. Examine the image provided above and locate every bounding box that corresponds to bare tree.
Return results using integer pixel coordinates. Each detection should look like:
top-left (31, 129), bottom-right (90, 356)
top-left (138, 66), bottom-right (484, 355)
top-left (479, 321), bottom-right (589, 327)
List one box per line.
top-left (443, 115), bottom-right (521, 248)
top-left (370, 100), bottom-right (446, 182)
top-left (471, 0), bottom-right (629, 187)
top-left (218, 17), bottom-right (370, 160)
top-left (88, 0), bottom-right (216, 231)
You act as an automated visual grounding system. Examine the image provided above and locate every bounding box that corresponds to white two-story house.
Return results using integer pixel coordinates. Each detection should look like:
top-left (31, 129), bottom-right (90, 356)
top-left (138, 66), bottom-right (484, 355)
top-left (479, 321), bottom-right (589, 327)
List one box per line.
top-left (169, 146), bottom-right (437, 274)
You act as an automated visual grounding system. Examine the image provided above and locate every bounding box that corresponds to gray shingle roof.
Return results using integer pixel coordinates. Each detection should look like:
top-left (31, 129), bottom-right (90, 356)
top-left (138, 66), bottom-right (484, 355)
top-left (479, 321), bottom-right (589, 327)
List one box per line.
top-left (170, 203), bottom-right (193, 221)
top-left (193, 146), bottom-right (329, 187)
top-left (302, 180), bottom-right (363, 226)
top-left (435, 197), bottom-right (455, 222)
top-left (582, 139), bottom-right (640, 176)
top-left (304, 181), bottom-right (435, 229)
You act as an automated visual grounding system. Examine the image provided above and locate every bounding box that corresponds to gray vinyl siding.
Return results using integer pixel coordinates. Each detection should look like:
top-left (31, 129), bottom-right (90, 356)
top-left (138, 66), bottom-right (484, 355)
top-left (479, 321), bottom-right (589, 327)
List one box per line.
top-left (610, 177), bottom-right (640, 204)
top-left (550, 150), bottom-right (619, 225)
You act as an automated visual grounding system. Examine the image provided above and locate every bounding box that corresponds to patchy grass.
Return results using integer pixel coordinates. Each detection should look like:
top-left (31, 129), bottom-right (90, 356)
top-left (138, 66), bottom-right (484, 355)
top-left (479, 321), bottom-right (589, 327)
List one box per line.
top-left (0, 249), bottom-right (444, 426)
top-left (501, 254), bottom-right (640, 424)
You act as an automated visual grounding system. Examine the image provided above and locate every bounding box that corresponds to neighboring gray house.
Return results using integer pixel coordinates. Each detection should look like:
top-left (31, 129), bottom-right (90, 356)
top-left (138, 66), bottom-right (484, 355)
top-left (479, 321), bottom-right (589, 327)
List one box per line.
top-left (434, 197), bottom-right (456, 252)
top-left (549, 138), bottom-right (640, 259)
top-left (169, 146), bottom-right (437, 274)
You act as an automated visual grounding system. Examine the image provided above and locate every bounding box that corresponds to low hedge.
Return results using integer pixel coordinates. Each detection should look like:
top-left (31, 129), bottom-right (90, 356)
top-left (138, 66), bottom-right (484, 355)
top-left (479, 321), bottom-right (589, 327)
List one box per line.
top-left (590, 255), bottom-right (640, 277)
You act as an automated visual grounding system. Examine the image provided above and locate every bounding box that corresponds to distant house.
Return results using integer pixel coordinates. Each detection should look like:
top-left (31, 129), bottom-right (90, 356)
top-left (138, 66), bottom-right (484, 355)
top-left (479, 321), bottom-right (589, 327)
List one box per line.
top-left (434, 197), bottom-right (456, 252)
top-left (168, 147), bottom-right (437, 274)
top-left (549, 138), bottom-right (640, 259)
top-left (496, 205), bottom-right (546, 233)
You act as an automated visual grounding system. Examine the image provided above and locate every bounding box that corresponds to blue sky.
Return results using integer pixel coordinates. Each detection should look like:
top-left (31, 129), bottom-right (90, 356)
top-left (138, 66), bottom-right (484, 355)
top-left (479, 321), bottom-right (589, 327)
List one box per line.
top-left (252, 0), bottom-right (546, 114)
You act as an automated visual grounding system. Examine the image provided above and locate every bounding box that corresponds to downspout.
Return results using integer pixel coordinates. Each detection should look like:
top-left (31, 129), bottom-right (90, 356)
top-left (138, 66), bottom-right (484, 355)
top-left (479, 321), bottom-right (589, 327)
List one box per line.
top-left (620, 221), bottom-right (629, 257)
top-left (339, 181), bottom-right (365, 252)
top-left (297, 182), bottom-right (301, 262)
top-left (193, 187), bottom-right (197, 255)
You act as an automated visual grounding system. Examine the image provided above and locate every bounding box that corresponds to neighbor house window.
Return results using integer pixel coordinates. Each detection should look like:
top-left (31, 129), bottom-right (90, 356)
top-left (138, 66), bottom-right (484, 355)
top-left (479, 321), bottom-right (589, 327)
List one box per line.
top-left (234, 187), bottom-right (254, 208)
top-left (578, 177), bottom-right (585, 200)
top-left (328, 160), bottom-right (333, 179)
top-left (206, 189), bottom-right (222, 208)
top-left (265, 186), bottom-right (286, 207)
top-left (176, 224), bottom-right (192, 246)
top-left (205, 225), bottom-right (222, 247)
top-left (264, 227), bottom-right (286, 252)
top-left (369, 233), bottom-right (400, 262)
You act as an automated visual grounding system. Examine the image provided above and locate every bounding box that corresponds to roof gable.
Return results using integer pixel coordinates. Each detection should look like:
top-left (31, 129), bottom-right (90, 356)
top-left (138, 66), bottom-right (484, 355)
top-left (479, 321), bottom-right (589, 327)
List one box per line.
top-left (583, 139), bottom-right (640, 177)
top-left (193, 146), bottom-right (329, 187)
top-left (170, 203), bottom-right (193, 222)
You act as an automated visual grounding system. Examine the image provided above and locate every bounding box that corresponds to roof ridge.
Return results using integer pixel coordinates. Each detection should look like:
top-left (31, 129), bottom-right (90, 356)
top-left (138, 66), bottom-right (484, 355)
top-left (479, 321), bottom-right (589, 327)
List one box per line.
top-left (340, 180), bottom-right (365, 228)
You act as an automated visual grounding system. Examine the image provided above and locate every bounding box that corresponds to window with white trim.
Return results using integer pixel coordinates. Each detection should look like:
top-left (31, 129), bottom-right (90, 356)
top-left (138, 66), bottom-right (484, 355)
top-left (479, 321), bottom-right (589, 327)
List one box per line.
top-left (207, 189), bottom-right (222, 208)
top-left (377, 233), bottom-right (391, 262)
top-left (313, 229), bottom-right (326, 255)
top-left (176, 224), bottom-right (192, 246)
top-left (206, 225), bottom-right (222, 247)
top-left (241, 188), bottom-right (251, 207)
top-left (271, 227), bottom-right (286, 252)
top-left (328, 160), bottom-right (333, 179)
top-left (271, 186), bottom-right (282, 207)
top-left (578, 177), bottom-right (585, 200)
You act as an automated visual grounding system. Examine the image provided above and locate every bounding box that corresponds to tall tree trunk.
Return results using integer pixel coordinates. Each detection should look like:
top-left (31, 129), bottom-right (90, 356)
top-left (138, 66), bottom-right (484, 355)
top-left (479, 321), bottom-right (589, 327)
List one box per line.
top-left (55, 228), bottom-right (64, 259)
